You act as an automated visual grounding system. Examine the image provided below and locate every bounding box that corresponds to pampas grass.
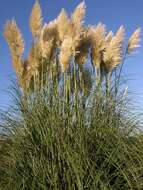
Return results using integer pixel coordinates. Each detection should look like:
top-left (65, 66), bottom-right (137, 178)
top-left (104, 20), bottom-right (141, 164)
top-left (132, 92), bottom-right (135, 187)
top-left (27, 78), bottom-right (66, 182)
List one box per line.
top-left (4, 1), bottom-right (141, 93)
top-left (90, 23), bottom-right (106, 69)
top-left (39, 21), bottom-right (58, 59)
top-left (127, 28), bottom-right (141, 54)
top-left (71, 1), bottom-right (86, 28)
top-left (4, 20), bottom-right (24, 58)
top-left (0, 78), bottom-right (143, 190)
top-left (103, 26), bottom-right (125, 72)
top-left (57, 9), bottom-right (70, 42)
top-left (60, 37), bottom-right (74, 72)
top-left (4, 20), bottom-right (24, 86)
top-left (30, 0), bottom-right (42, 38)
top-left (75, 29), bottom-right (91, 65)
top-left (1, 1), bottom-right (143, 190)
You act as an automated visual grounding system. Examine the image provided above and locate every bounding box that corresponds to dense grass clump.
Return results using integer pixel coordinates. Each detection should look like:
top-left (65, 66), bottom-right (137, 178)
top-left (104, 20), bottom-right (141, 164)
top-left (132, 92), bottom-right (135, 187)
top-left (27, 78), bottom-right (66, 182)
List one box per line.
top-left (0, 76), bottom-right (143, 190)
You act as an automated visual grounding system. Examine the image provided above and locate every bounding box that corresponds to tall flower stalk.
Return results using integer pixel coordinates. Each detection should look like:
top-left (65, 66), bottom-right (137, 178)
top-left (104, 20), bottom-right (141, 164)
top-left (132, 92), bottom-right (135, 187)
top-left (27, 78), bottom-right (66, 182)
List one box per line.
top-left (3, 0), bottom-right (141, 107)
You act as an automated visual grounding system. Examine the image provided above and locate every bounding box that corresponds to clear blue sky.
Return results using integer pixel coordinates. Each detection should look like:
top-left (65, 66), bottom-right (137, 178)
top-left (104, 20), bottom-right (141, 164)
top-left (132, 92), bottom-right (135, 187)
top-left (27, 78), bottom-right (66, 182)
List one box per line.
top-left (0, 0), bottom-right (143, 109)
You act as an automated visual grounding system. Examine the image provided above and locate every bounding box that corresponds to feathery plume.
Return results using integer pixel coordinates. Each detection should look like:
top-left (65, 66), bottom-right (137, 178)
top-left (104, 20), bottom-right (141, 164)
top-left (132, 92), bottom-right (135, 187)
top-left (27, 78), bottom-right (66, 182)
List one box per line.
top-left (19, 59), bottom-right (31, 90)
top-left (71, 1), bottom-right (86, 28)
top-left (127, 28), bottom-right (141, 54)
top-left (104, 38), bottom-right (122, 71)
top-left (21, 60), bottom-right (35, 91)
top-left (90, 23), bottom-right (106, 68)
top-left (20, 42), bottom-right (42, 90)
top-left (115, 25), bottom-right (125, 46)
top-left (42, 20), bottom-right (58, 42)
top-left (91, 23), bottom-right (106, 40)
top-left (70, 2), bottom-right (86, 49)
top-left (57, 9), bottom-right (71, 42)
top-left (39, 20), bottom-right (58, 58)
top-left (57, 2), bottom-right (86, 49)
top-left (105, 31), bottom-right (113, 44)
top-left (4, 20), bottom-right (24, 57)
top-left (59, 37), bottom-right (74, 72)
top-left (75, 30), bottom-right (91, 65)
top-left (28, 43), bottom-right (41, 65)
top-left (4, 20), bottom-right (24, 76)
top-left (30, 0), bottom-right (42, 38)
top-left (103, 26), bottom-right (125, 71)
top-left (103, 39), bottom-right (121, 71)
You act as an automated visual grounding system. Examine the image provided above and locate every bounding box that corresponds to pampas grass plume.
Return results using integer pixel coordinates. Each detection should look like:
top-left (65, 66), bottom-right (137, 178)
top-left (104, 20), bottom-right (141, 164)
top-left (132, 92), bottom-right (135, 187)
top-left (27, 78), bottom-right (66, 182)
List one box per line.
top-left (71, 1), bottom-right (86, 28)
top-left (127, 28), bottom-right (141, 54)
top-left (57, 9), bottom-right (70, 42)
top-left (4, 20), bottom-right (24, 58)
top-left (59, 37), bottom-right (74, 72)
top-left (30, 0), bottom-right (42, 38)
top-left (4, 20), bottom-right (24, 77)
top-left (103, 26), bottom-right (125, 71)
top-left (39, 21), bottom-right (57, 58)
top-left (105, 31), bottom-right (113, 43)
top-left (90, 23), bottom-right (106, 68)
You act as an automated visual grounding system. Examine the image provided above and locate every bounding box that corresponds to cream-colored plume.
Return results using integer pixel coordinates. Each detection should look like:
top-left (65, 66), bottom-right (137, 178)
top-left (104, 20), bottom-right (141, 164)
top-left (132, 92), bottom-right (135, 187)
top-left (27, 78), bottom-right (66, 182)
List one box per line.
top-left (4, 20), bottom-right (24, 57)
top-left (71, 2), bottom-right (86, 48)
top-left (90, 23), bottom-right (106, 68)
top-left (59, 37), bottom-right (74, 72)
top-left (4, 20), bottom-right (24, 77)
top-left (71, 1), bottom-right (86, 29)
top-left (28, 42), bottom-right (42, 68)
top-left (127, 28), bottom-right (141, 54)
top-left (75, 29), bottom-right (91, 65)
top-left (105, 31), bottom-right (113, 44)
top-left (30, 0), bottom-right (42, 38)
top-left (103, 26), bottom-right (125, 71)
top-left (57, 9), bottom-right (71, 42)
top-left (57, 2), bottom-right (86, 52)
top-left (115, 25), bottom-right (125, 47)
top-left (39, 20), bottom-right (58, 58)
